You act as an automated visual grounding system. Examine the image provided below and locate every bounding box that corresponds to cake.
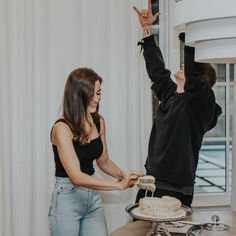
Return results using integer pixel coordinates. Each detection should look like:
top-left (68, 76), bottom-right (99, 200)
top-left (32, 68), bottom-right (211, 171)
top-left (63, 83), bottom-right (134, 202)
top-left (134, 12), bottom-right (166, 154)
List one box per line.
top-left (137, 183), bottom-right (156, 192)
top-left (138, 175), bottom-right (155, 184)
top-left (138, 196), bottom-right (184, 218)
top-left (137, 175), bottom-right (156, 192)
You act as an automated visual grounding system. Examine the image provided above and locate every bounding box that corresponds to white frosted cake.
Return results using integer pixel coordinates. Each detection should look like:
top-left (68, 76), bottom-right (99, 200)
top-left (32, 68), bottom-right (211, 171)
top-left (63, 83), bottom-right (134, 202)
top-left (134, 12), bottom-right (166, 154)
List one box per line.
top-left (138, 196), bottom-right (184, 218)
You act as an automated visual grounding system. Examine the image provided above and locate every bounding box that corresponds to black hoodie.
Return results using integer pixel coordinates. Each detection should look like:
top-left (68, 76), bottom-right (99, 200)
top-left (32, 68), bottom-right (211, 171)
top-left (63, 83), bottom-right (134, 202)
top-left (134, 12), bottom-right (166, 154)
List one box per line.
top-left (142, 35), bottom-right (222, 186)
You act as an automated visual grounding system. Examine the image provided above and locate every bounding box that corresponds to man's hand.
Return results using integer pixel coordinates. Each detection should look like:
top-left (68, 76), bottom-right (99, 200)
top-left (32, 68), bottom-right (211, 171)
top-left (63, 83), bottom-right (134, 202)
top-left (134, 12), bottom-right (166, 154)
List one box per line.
top-left (133, 0), bottom-right (160, 27)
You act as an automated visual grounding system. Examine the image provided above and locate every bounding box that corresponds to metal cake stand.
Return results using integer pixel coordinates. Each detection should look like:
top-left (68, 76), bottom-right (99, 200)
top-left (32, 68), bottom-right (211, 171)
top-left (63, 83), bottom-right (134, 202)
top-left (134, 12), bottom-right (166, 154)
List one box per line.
top-left (126, 203), bottom-right (192, 236)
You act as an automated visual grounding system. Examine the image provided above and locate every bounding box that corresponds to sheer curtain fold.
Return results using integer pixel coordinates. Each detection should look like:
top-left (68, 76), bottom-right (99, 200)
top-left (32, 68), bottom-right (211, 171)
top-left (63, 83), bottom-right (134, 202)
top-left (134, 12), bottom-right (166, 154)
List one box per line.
top-left (0, 0), bottom-right (152, 235)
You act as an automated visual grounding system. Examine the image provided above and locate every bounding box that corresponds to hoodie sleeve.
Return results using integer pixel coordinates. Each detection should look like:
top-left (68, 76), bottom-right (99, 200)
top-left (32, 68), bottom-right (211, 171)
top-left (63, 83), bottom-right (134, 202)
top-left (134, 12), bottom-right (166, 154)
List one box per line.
top-left (184, 45), bottom-right (208, 92)
top-left (142, 35), bottom-right (177, 101)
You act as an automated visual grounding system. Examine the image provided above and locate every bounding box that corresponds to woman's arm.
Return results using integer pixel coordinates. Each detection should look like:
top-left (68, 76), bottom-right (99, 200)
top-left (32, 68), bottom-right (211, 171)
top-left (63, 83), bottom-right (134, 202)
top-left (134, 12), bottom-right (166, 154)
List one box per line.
top-left (52, 122), bottom-right (137, 190)
top-left (96, 116), bottom-right (126, 180)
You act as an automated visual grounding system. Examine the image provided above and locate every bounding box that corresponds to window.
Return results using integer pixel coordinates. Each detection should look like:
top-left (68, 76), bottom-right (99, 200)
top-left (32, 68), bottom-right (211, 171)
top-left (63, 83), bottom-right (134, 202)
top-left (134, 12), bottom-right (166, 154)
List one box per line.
top-left (195, 64), bottom-right (234, 196)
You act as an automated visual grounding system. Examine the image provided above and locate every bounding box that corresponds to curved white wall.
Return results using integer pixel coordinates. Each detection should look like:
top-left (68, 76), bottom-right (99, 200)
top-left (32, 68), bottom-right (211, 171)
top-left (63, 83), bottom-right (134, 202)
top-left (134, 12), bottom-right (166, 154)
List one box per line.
top-left (174, 0), bottom-right (236, 63)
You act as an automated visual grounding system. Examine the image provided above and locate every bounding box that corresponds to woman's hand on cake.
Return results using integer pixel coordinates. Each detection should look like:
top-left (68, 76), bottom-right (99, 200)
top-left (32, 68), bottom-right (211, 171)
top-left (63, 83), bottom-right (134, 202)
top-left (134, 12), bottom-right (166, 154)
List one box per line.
top-left (119, 172), bottom-right (142, 189)
top-left (116, 170), bottom-right (127, 182)
top-left (130, 171), bottom-right (144, 178)
top-left (117, 171), bottom-right (143, 182)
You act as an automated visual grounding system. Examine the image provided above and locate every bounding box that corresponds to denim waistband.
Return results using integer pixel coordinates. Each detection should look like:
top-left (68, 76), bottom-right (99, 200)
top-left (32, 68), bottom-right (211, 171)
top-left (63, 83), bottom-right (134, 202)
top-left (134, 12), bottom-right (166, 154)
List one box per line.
top-left (54, 177), bottom-right (92, 191)
top-left (55, 177), bottom-right (73, 184)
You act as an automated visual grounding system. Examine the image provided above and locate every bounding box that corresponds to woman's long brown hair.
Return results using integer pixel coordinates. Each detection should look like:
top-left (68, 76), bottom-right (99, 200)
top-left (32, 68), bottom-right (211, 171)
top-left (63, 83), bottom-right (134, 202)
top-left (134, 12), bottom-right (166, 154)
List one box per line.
top-left (62, 67), bottom-right (102, 145)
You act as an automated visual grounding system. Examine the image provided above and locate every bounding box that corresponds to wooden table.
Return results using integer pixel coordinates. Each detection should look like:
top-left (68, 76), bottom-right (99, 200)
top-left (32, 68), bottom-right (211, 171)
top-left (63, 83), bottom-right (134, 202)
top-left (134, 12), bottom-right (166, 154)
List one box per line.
top-left (109, 210), bottom-right (236, 236)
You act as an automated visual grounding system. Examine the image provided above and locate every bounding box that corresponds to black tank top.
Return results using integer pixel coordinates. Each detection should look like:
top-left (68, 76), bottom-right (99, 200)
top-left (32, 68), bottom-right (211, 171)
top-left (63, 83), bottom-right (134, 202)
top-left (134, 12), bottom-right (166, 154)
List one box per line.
top-left (51, 118), bottom-right (103, 177)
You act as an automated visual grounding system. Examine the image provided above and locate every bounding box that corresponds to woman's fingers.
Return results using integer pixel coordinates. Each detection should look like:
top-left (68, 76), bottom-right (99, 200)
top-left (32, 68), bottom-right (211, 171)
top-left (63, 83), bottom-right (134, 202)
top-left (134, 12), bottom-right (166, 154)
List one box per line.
top-left (130, 171), bottom-right (144, 177)
top-left (121, 171), bottom-right (145, 189)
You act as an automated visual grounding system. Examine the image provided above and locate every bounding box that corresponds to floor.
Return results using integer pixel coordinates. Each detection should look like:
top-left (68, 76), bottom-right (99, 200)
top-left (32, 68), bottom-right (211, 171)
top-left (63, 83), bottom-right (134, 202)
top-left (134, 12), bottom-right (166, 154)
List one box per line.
top-left (195, 148), bottom-right (231, 193)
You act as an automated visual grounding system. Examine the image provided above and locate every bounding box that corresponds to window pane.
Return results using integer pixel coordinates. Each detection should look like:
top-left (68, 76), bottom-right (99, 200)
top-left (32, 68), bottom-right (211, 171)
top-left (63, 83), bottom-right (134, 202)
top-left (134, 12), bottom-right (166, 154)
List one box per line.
top-left (230, 64), bottom-right (234, 82)
top-left (154, 35), bottom-right (159, 44)
top-left (152, 0), bottom-right (159, 25)
top-left (195, 141), bottom-right (226, 193)
top-left (205, 86), bottom-right (225, 137)
top-left (229, 141), bottom-right (232, 192)
top-left (229, 86), bottom-right (234, 137)
top-left (213, 64), bottom-right (226, 82)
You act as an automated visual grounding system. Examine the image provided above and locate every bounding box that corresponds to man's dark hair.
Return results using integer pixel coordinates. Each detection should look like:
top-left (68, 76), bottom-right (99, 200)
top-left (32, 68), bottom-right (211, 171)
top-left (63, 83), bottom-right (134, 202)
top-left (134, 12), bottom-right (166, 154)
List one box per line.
top-left (204, 63), bottom-right (217, 88)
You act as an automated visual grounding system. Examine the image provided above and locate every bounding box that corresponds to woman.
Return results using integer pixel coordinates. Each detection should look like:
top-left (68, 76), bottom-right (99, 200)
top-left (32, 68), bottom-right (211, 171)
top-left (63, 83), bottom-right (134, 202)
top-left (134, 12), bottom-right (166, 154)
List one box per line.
top-left (48, 68), bottom-right (140, 236)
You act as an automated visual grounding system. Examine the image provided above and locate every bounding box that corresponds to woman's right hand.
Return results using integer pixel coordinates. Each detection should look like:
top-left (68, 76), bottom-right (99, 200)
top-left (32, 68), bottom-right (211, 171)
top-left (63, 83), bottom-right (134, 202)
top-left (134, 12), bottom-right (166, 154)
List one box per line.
top-left (120, 172), bottom-right (142, 189)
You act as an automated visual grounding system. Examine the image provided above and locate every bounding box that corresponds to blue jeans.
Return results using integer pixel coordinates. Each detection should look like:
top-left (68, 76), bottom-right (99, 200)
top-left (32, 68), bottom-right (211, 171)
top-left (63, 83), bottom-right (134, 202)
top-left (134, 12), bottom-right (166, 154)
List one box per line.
top-left (48, 177), bottom-right (108, 236)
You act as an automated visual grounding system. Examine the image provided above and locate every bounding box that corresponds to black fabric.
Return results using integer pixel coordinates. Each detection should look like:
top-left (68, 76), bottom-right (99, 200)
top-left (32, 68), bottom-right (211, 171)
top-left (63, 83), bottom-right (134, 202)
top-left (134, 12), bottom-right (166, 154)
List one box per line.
top-left (141, 35), bottom-right (222, 187)
top-left (178, 32), bottom-right (185, 43)
top-left (51, 118), bottom-right (103, 177)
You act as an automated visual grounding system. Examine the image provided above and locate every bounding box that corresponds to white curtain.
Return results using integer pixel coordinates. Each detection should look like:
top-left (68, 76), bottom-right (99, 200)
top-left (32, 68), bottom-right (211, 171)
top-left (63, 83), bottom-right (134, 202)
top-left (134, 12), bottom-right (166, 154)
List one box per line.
top-left (0, 0), bottom-right (152, 235)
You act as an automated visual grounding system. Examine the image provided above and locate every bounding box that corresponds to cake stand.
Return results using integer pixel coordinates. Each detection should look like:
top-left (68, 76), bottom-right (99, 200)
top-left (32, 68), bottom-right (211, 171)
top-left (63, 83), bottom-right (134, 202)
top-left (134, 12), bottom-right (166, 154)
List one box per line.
top-left (126, 203), bottom-right (192, 236)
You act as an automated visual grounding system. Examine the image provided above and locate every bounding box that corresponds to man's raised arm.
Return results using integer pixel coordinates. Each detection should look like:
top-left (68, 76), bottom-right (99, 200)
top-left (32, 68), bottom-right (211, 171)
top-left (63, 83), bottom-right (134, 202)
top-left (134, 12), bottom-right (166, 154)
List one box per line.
top-left (179, 33), bottom-right (208, 92)
top-left (133, 0), bottom-right (176, 101)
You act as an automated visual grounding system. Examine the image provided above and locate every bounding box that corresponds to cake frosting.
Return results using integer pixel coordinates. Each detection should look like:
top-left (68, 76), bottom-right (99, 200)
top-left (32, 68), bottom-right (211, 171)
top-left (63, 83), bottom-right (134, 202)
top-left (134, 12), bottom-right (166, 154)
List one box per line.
top-left (137, 183), bottom-right (156, 192)
top-left (138, 196), bottom-right (184, 218)
top-left (138, 175), bottom-right (155, 184)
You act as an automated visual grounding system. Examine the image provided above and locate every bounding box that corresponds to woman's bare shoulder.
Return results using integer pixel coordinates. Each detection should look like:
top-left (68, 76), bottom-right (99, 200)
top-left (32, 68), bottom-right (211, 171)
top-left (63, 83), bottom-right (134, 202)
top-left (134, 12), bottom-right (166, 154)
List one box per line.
top-left (52, 121), bottom-right (73, 144)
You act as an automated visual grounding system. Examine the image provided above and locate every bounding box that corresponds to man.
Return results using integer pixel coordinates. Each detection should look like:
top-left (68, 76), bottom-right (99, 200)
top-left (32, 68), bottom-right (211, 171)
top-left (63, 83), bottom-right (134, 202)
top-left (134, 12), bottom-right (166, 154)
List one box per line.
top-left (134, 0), bottom-right (222, 207)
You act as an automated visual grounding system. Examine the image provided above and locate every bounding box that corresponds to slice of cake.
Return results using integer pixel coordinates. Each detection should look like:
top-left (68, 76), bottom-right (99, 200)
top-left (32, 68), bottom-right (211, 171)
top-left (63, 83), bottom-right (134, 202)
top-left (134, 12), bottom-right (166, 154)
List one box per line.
top-left (138, 175), bottom-right (155, 184)
top-left (137, 175), bottom-right (156, 192)
top-left (138, 196), bottom-right (183, 218)
top-left (137, 183), bottom-right (156, 192)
